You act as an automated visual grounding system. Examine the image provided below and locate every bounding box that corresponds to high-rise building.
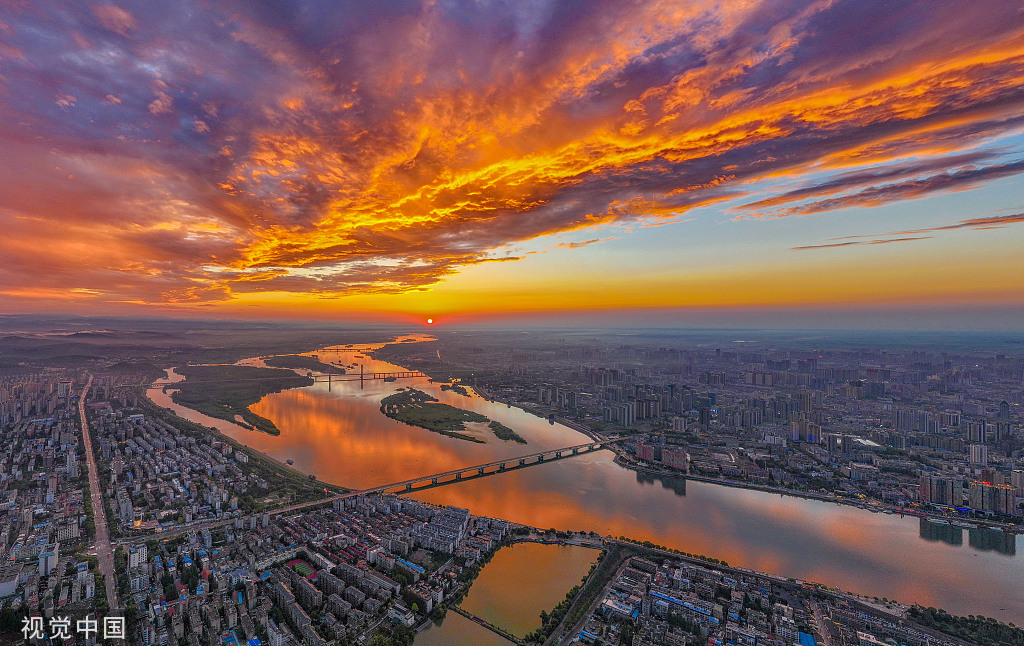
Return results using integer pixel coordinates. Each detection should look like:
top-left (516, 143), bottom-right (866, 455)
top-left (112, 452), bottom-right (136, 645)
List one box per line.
top-left (969, 443), bottom-right (989, 466)
top-left (968, 481), bottom-right (1017, 515)
top-left (919, 476), bottom-right (963, 506)
top-left (38, 544), bottom-right (60, 576)
top-left (994, 421), bottom-right (1012, 442)
top-left (661, 447), bottom-right (688, 472)
top-left (963, 419), bottom-right (987, 444)
top-left (128, 543), bottom-right (147, 569)
top-left (998, 400), bottom-right (1011, 420)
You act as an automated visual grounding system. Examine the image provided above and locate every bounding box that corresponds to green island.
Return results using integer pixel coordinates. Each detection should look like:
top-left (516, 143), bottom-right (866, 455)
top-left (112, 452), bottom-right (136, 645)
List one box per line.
top-left (169, 364), bottom-right (314, 435)
top-left (380, 388), bottom-right (527, 444)
top-left (488, 420), bottom-right (527, 444)
top-left (263, 353), bottom-right (345, 373)
top-left (440, 382), bottom-right (470, 396)
top-left (380, 388), bottom-right (487, 442)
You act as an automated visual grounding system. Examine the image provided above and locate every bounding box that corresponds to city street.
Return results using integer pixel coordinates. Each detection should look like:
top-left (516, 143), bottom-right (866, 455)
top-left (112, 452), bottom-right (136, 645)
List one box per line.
top-left (79, 375), bottom-right (118, 611)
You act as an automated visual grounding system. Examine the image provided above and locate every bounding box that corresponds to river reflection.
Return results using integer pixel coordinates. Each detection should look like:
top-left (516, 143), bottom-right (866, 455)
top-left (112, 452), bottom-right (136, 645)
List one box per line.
top-left (461, 543), bottom-right (598, 638)
top-left (969, 526), bottom-right (1016, 555)
top-left (148, 338), bottom-right (1024, 624)
top-left (919, 518), bottom-right (963, 547)
top-left (414, 611), bottom-right (513, 646)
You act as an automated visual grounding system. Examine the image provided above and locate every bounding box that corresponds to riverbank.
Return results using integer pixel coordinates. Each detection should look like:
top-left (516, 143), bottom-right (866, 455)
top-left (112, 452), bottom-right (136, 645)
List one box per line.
top-left (139, 387), bottom-right (346, 505)
top-left (169, 364), bottom-right (314, 434)
top-left (472, 387), bottom-right (1022, 536)
top-left (612, 453), bottom-right (1023, 535)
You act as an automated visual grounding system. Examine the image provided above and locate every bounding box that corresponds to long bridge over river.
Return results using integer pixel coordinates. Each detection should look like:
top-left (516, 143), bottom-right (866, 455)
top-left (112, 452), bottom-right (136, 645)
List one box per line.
top-left (117, 439), bottom-right (621, 546)
top-left (148, 365), bottom-right (428, 388)
top-left (360, 439), bottom-right (619, 495)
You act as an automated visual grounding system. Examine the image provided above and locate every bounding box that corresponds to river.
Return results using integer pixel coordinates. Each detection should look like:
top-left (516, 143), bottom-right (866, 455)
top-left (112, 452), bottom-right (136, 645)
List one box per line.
top-left (416, 543), bottom-right (599, 645)
top-left (147, 338), bottom-right (1024, 624)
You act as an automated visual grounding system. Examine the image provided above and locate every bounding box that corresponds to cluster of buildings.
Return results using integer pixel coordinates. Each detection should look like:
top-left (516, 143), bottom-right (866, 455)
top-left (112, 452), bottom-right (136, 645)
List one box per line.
top-left (0, 377), bottom-right (97, 623)
top-left (120, 494), bottom-right (509, 646)
top-left (0, 375), bottom-right (76, 426)
top-left (90, 410), bottom-right (274, 531)
top-left (474, 343), bottom-right (1024, 520)
top-left (571, 553), bottom-right (962, 646)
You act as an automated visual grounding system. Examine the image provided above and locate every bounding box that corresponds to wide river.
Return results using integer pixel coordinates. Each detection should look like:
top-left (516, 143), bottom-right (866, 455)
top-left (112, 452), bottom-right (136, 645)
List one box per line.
top-left (149, 338), bottom-right (1024, 624)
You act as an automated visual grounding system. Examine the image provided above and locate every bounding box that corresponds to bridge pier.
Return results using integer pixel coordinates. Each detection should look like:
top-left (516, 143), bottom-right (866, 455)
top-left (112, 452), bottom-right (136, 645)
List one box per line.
top-left (405, 484), bottom-right (412, 491)
top-left (537, 454), bottom-right (545, 462)
top-left (455, 473), bottom-right (462, 480)
top-left (555, 451), bottom-right (562, 458)
top-left (499, 463), bottom-right (506, 471)
top-left (478, 468), bottom-right (485, 475)
top-left (572, 447), bottom-right (578, 454)
top-left (431, 478), bottom-right (437, 485)
top-left (519, 459), bottom-right (526, 466)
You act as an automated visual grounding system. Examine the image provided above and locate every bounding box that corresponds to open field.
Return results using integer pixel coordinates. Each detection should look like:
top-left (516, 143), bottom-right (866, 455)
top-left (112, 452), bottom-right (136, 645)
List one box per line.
top-left (263, 354), bottom-right (346, 373)
top-left (170, 364), bottom-right (314, 435)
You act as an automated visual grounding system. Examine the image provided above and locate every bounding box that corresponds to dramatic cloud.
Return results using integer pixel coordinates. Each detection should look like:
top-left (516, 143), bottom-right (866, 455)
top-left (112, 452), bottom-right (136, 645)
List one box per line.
top-left (734, 150), bottom-right (1006, 213)
top-left (748, 159), bottom-right (1024, 218)
top-left (1, 0), bottom-right (1023, 307)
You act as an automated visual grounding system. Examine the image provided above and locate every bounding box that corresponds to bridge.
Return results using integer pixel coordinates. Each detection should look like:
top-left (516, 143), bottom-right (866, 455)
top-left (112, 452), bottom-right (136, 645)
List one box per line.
top-left (361, 440), bottom-right (616, 495)
top-left (314, 365), bottom-right (428, 389)
top-left (146, 365), bottom-right (428, 390)
top-left (450, 606), bottom-right (524, 644)
top-left (117, 439), bottom-right (621, 546)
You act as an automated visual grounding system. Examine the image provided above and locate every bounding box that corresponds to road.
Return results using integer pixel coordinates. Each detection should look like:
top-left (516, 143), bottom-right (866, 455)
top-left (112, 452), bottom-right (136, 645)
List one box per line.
top-left (809, 599), bottom-right (836, 646)
top-left (79, 374), bottom-right (118, 611)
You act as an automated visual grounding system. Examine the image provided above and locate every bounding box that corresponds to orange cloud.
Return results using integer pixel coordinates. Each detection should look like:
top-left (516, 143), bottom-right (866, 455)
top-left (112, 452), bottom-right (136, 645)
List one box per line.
top-left (1, 0), bottom-right (1023, 315)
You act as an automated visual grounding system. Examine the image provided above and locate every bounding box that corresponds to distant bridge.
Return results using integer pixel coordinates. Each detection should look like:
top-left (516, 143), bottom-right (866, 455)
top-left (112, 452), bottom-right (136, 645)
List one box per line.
top-left (117, 439), bottom-right (622, 545)
top-left (146, 365), bottom-right (429, 389)
top-left (313, 366), bottom-right (428, 388)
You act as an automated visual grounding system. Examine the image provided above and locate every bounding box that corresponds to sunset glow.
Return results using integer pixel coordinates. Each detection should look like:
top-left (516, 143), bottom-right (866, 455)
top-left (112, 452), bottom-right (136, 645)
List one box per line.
top-left (2, 1), bottom-right (1023, 327)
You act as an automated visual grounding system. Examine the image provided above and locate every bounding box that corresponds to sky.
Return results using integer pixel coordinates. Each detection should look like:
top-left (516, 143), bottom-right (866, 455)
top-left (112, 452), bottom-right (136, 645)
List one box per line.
top-left (1, 0), bottom-right (1023, 330)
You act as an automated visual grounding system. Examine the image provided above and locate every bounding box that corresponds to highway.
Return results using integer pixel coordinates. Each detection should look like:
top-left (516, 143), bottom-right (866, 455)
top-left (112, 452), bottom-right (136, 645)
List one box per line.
top-left (79, 374), bottom-right (118, 611)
